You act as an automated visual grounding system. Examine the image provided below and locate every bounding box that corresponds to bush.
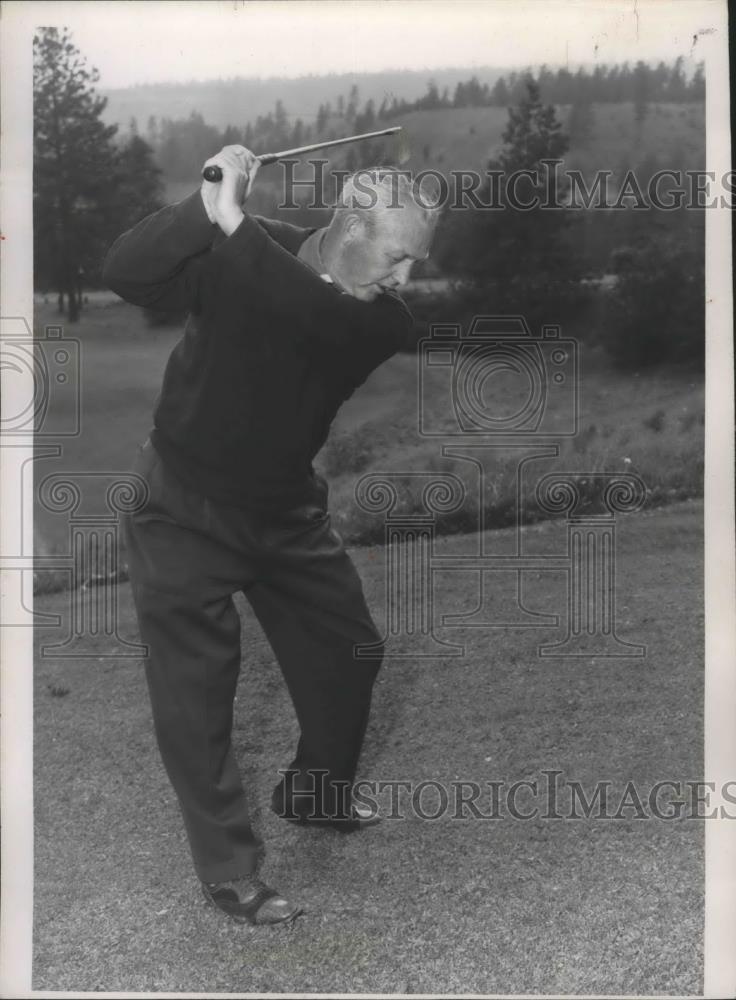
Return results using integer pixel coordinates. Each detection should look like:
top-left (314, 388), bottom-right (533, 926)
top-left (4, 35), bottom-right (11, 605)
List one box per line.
top-left (599, 242), bottom-right (704, 370)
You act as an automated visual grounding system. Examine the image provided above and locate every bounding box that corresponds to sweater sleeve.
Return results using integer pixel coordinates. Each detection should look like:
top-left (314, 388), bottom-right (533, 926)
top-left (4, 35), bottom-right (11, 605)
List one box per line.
top-left (102, 190), bottom-right (216, 312)
top-left (210, 210), bottom-right (414, 351)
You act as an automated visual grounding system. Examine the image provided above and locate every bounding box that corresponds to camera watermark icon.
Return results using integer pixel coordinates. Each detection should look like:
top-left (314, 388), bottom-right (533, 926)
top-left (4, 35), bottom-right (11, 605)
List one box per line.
top-left (354, 314), bottom-right (646, 659)
top-left (1, 317), bottom-right (81, 437)
top-left (1, 316), bottom-right (84, 626)
top-left (418, 316), bottom-right (580, 438)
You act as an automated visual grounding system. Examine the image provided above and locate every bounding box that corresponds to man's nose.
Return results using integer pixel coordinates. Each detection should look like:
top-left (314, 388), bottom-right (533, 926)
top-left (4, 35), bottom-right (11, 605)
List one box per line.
top-left (393, 260), bottom-right (413, 286)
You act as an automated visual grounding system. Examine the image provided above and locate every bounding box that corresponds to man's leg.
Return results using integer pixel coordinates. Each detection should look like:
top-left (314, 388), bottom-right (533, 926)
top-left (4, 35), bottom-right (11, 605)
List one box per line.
top-left (124, 441), bottom-right (263, 883)
top-left (245, 502), bottom-right (384, 823)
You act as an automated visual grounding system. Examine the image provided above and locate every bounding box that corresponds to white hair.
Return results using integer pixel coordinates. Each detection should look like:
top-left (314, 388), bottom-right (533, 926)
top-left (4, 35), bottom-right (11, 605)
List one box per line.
top-left (333, 166), bottom-right (441, 231)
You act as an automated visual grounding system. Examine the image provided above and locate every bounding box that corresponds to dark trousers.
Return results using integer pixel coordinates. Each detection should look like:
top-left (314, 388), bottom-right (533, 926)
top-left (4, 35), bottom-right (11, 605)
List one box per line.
top-left (123, 439), bottom-right (383, 883)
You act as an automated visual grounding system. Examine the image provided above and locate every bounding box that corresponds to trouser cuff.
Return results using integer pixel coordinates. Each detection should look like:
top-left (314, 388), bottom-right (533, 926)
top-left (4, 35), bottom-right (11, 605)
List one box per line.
top-left (194, 843), bottom-right (265, 884)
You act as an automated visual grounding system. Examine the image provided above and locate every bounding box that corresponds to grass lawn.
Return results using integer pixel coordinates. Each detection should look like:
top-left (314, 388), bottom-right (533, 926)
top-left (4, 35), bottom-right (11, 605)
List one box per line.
top-left (33, 497), bottom-right (704, 994)
top-left (33, 300), bottom-right (703, 583)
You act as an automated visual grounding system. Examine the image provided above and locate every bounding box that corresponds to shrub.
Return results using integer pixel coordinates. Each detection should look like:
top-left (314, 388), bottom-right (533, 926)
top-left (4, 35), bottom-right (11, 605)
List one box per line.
top-left (599, 242), bottom-right (704, 371)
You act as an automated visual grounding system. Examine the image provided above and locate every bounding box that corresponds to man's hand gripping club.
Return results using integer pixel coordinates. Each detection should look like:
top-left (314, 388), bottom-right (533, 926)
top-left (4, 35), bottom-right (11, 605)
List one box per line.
top-left (200, 145), bottom-right (260, 236)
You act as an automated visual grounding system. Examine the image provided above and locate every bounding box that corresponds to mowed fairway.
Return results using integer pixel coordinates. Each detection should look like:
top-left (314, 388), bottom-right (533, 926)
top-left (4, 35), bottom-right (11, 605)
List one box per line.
top-left (33, 497), bottom-right (704, 994)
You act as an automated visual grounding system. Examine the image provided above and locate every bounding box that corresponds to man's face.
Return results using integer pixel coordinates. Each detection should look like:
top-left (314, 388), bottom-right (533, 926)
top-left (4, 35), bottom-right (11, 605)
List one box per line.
top-left (337, 205), bottom-right (435, 302)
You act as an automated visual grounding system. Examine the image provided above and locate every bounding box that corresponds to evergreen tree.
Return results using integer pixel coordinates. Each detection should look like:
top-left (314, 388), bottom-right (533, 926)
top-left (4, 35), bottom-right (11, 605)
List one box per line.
top-left (435, 78), bottom-right (578, 325)
top-left (33, 26), bottom-right (119, 320)
top-left (494, 78), bottom-right (569, 172)
top-left (633, 61), bottom-right (650, 125)
top-left (667, 56), bottom-right (687, 101)
top-left (146, 114), bottom-right (158, 146)
top-left (112, 134), bottom-right (163, 233)
top-left (537, 65), bottom-right (555, 101)
top-left (689, 62), bottom-right (705, 100)
top-left (221, 124), bottom-right (242, 145)
top-left (316, 102), bottom-right (328, 134)
top-left (490, 76), bottom-right (510, 106)
top-left (290, 118), bottom-right (304, 147)
top-left (420, 81), bottom-right (441, 110)
top-left (273, 99), bottom-right (290, 146)
top-left (346, 85), bottom-right (359, 123)
top-left (360, 99), bottom-right (376, 130)
top-left (453, 81), bottom-right (467, 108)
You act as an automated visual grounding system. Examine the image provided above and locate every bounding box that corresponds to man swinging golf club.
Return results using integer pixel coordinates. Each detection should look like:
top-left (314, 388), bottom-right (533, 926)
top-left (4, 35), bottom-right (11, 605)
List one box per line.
top-left (103, 144), bottom-right (438, 926)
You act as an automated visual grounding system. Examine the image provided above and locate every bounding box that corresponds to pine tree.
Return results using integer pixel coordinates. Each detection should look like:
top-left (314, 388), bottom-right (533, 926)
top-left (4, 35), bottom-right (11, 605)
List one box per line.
top-left (633, 61), bottom-right (650, 126)
top-left (34, 26), bottom-right (119, 320)
top-left (146, 114), bottom-right (159, 146)
top-left (667, 56), bottom-right (687, 101)
top-left (689, 62), bottom-right (705, 100)
top-left (361, 99), bottom-right (376, 130)
top-left (490, 77), bottom-right (510, 107)
top-left (221, 124), bottom-right (243, 145)
top-left (494, 78), bottom-right (569, 173)
top-left (112, 134), bottom-right (163, 233)
top-left (274, 100), bottom-right (289, 146)
top-left (435, 78), bottom-right (578, 325)
top-left (316, 102), bottom-right (328, 134)
top-left (290, 118), bottom-right (304, 147)
top-left (346, 85), bottom-right (359, 123)
top-left (453, 81), bottom-right (467, 107)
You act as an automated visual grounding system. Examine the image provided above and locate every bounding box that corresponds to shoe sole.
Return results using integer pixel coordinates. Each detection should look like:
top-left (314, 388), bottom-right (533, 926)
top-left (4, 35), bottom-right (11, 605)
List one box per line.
top-left (201, 885), bottom-right (304, 927)
top-left (271, 805), bottom-right (381, 833)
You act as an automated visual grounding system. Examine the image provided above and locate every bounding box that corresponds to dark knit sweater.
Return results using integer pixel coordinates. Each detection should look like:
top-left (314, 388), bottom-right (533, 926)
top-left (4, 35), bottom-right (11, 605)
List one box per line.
top-left (103, 190), bottom-right (413, 509)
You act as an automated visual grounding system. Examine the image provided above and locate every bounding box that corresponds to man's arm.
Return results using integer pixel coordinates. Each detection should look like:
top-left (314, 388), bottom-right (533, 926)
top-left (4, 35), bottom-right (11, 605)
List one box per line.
top-left (211, 212), bottom-right (413, 351)
top-left (103, 145), bottom-right (261, 311)
top-left (102, 190), bottom-right (216, 311)
top-left (195, 144), bottom-right (412, 350)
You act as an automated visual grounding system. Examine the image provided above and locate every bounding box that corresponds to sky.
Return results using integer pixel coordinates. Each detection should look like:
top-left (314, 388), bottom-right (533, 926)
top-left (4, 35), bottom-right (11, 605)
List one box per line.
top-left (10, 0), bottom-right (718, 89)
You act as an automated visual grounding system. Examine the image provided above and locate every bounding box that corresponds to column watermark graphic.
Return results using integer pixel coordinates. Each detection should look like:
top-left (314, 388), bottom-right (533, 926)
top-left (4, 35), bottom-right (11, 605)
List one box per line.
top-left (355, 314), bottom-right (649, 659)
top-left (37, 472), bottom-right (148, 658)
top-left (354, 473), bottom-right (466, 658)
top-left (4, 309), bottom-right (648, 662)
top-left (1, 316), bottom-right (148, 656)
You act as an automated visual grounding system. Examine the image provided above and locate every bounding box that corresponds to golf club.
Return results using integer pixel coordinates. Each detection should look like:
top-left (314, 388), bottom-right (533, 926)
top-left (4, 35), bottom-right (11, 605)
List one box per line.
top-left (201, 126), bottom-right (403, 182)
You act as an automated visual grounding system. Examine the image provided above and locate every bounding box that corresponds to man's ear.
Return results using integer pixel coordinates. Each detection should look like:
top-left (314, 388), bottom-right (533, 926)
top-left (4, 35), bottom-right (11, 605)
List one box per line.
top-left (342, 212), bottom-right (366, 245)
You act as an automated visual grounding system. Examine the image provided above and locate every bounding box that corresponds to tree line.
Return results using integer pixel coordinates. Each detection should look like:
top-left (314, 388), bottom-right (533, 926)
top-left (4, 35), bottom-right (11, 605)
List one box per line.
top-left (34, 28), bottom-right (703, 369)
top-left (136, 57), bottom-right (704, 185)
top-left (378, 58), bottom-right (704, 115)
top-left (34, 27), bottom-right (163, 319)
top-left (419, 77), bottom-right (703, 371)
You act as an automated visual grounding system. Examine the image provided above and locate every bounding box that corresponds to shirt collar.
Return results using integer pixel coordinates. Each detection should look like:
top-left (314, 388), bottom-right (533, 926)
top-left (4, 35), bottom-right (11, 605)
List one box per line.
top-left (297, 228), bottom-right (333, 283)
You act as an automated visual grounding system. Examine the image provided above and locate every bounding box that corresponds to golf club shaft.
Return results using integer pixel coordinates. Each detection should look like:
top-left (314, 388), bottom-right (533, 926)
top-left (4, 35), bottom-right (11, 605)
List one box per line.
top-left (201, 126), bottom-right (402, 183)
